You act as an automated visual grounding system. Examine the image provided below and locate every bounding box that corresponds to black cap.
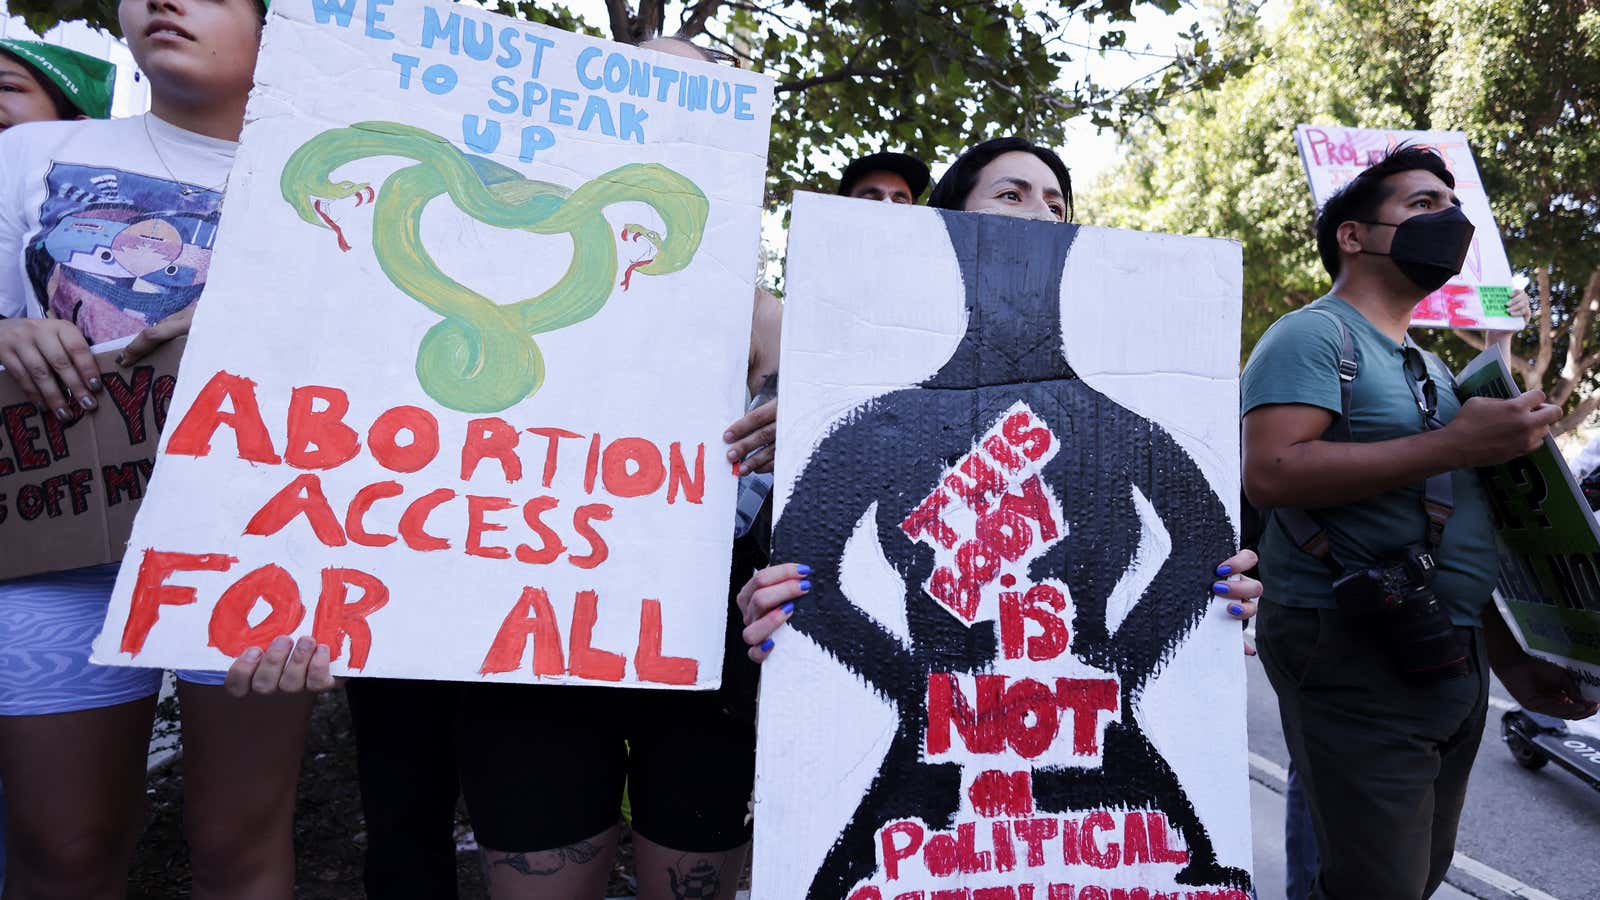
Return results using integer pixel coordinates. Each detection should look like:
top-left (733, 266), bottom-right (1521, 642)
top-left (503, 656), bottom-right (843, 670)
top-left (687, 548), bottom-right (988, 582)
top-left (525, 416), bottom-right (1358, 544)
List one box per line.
top-left (837, 151), bottom-right (931, 201)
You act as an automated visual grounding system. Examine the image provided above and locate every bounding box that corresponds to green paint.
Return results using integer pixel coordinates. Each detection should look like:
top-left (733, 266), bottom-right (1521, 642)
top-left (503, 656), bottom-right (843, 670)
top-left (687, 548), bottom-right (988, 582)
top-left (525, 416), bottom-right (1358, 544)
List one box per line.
top-left (281, 121), bottom-right (708, 412)
top-left (1477, 284), bottom-right (1512, 318)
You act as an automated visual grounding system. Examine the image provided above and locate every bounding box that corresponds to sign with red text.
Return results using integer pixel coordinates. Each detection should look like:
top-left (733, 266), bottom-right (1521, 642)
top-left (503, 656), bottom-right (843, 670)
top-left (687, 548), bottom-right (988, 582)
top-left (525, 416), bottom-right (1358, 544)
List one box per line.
top-left (0, 337), bottom-right (184, 580)
top-left (88, 0), bottom-right (773, 687)
top-left (753, 195), bottom-right (1254, 900)
top-left (1294, 124), bottom-right (1520, 331)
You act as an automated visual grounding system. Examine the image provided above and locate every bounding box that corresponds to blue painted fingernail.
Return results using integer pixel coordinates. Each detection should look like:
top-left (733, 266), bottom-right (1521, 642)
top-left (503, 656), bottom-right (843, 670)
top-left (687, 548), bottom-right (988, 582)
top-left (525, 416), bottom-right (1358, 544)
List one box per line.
top-left (781, 601), bottom-right (795, 616)
top-left (1229, 604), bottom-right (1243, 616)
top-left (87, 377), bottom-right (101, 391)
top-left (1216, 564), bottom-right (1232, 576)
top-left (797, 564), bottom-right (812, 576)
top-left (760, 638), bottom-right (774, 652)
top-left (1213, 582), bottom-right (1230, 595)
top-left (799, 580), bottom-right (811, 593)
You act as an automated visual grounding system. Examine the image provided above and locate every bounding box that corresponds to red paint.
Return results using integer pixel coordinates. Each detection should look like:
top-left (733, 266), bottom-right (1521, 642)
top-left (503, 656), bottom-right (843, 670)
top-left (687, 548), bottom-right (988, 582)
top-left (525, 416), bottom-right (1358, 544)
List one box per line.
top-left (152, 374), bottom-right (176, 431)
top-left (999, 584), bottom-right (1069, 661)
top-left (1056, 678), bottom-right (1120, 755)
top-left (1002, 410), bottom-right (1052, 461)
top-left (634, 598), bottom-right (697, 685)
top-left (398, 488), bottom-right (456, 551)
top-left (39, 404), bottom-right (79, 460)
top-left (927, 565), bottom-right (979, 621)
top-left (619, 254), bottom-right (655, 290)
top-left (461, 417), bottom-right (523, 483)
top-left (901, 487), bottom-right (957, 549)
top-left (568, 503), bottom-right (612, 569)
top-left (848, 889), bottom-right (884, 900)
top-left (601, 436), bottom-right (666, 498)
top-left (944, 454), bottom-right (1007, 512)
top-left (973, 889), bottom-right (1015, 900)
top-left (1046, 888), bottom-right (1074, 900)
top-left (1121, 812), bottom-right (1151, 866)
top-left (1012, 817), bottom-right (1058, 866)
top-left (479, 586), bottom-right (566, 675)
top-left (1005, 677), bottom-right (1059, 758)
top-left (999, 574), bottom-right (1016, 588)
top-left (982, 433), bottom-right (1024, 474)
top-left (285, 385), bottom-right (361, 470)
top-left (1145, 811), bottom-right (1189, 865)
top-left (931, 892), bottom-right (969, 900)
top-left (528, 426), bottom-right (581, 487)
top-left (244, 473), bottom-right (348, 546)
top-left (665, 441), bottom-right (704, 504)
top-left (976, 507), bottom-right (1033, 564)
top-left (312, 567), bottom-right (389, 668)
top-left (583, 432), bottom-right (601, 493)
top-left (465, 495), bottom-right (515, 559)
top-left (1, 404), bottom-right (47, 472)
top-left (122, 549), bottom-right (237, 654)
top-left (926, 672), bottom-right (1004, 755)
top-left (102, 364), bottom-right (153, 445)
top-left (165, 370), bottom-right (281, 464)
top-left (955, 822), bottom-right (991, 874)
top-left (568, 589), bottom-right (624, 681)
top-left (968, 769), bottom-right (1033, 817)
top-left (990, 821), bottom-right (1017, 872)
top-left (879, 820), bottom-right (924, 880)
top-left (1080, 811), bottom-right (1120, 869)
top-left (368, 405), bottom-right (440, 473)
top-left (1000, 475), bottom-right (1059, 542)
top-left (313, 199), bottom-right (352, 252)
top-left (207, 563), bottom-right (306, 656)
top-left (923, 832), bottom-right (960, 878)
top-left (515, 496), bottom-right (565, 564)
top-left (345, 480), bottom-right (403, 547)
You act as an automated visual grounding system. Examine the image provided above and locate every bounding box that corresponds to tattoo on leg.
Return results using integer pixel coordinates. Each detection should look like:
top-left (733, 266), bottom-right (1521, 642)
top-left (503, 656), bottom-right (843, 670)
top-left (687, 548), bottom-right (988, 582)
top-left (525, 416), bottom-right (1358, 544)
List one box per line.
top-left (667, 852), bottom-right (728, 900)
top-left (486, 839), bottom-right (603, 877)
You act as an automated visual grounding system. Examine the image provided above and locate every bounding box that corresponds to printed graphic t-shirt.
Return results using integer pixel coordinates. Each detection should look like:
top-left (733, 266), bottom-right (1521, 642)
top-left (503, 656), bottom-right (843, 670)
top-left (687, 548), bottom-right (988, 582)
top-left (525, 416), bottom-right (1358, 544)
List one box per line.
top-left (0, 113), bottom-right (237, 344)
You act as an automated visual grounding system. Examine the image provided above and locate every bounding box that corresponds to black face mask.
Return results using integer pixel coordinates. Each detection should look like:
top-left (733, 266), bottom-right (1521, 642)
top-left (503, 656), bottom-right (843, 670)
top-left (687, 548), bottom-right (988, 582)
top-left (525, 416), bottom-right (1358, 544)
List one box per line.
top-left (1359, 205), bottom-right (1475, 293)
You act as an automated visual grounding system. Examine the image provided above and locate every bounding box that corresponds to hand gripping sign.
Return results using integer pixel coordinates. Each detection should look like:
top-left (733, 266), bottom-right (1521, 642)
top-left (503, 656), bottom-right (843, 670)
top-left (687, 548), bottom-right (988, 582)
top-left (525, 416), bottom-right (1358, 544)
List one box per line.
top-left (753, 195), bottom-right (1254, 900)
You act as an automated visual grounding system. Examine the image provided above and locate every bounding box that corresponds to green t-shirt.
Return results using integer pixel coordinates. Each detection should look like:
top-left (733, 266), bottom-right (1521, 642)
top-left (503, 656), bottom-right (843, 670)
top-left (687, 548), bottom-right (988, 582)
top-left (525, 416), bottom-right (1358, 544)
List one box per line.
top-left (1241, 294), bottom-right (1498, 626)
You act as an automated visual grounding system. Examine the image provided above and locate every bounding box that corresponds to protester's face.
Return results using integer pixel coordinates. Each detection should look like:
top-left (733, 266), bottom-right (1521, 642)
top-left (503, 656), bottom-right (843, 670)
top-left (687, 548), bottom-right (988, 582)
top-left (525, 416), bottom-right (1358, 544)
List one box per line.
top-left (1354, 169), bottom-right (1462, 256)
top-left (120, 0), bottom-right (261, 103)
top-left (963, 151), bottom-right (1066, 221)
top-left (0, 55), bottom-right (68, 131)
top-left (849, 170), bottom-right (916, 204)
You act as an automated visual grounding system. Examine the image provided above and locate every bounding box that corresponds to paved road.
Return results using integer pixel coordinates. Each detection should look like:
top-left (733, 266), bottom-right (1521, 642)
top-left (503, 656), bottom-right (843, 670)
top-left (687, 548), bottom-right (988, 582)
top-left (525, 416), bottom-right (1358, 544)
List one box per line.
top-left (1246, 658), bottom-right (1600, 900)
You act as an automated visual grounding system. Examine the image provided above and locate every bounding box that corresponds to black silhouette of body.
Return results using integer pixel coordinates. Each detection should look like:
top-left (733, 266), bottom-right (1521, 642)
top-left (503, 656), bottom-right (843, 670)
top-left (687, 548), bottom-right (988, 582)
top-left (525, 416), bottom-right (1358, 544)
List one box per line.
top-left (773, 211), bottom-right (1248, 897)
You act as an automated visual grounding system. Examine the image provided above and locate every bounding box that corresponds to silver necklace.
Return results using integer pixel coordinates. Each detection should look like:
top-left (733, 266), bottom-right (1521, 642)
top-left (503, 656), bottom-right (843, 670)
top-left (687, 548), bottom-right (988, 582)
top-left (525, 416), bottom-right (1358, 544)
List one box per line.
top-left (143, 115), bottom-right (229, 197)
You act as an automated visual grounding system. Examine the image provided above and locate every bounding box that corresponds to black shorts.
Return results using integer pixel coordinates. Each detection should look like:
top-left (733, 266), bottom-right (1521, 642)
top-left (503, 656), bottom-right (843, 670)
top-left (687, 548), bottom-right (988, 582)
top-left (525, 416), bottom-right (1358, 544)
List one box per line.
top-left (456, 678), bottom-right (757, 853)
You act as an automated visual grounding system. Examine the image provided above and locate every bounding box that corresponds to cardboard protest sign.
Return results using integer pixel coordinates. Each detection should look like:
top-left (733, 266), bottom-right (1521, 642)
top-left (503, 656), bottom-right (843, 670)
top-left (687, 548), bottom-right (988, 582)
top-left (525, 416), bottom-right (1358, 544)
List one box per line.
top-left (1459, 348), bottom-right (1600, 702)
top-left (88, 0), bottom-right (774, 687)
top-left (753, 194), bottom-right (1253, 900)
top-left (0, 337), bottom-right (184, 580)
top-left (1294, 124), bottom-right (1521, 331)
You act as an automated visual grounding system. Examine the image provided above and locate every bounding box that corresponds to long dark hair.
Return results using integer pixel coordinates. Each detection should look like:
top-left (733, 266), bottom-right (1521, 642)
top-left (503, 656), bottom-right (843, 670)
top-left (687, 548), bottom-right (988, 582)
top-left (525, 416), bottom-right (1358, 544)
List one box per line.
top-left (927, 136), bottom-right (1074, 222)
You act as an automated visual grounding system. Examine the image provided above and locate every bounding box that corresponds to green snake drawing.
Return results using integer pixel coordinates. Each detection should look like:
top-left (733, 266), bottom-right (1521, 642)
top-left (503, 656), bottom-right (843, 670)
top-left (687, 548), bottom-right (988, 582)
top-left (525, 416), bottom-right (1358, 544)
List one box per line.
top-left (280, 121), bottom-right (709, 413)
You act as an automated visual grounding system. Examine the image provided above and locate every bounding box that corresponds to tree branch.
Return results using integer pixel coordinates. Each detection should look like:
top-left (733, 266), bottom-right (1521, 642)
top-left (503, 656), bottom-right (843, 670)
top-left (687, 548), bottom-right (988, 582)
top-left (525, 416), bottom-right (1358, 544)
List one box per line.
top-left (605, 0), bottom-right (633, 42)
top-left (1557, 268), bottom-right (1600, 402)
top-left (677, 0), bottom-right (724, 37)
top-left (1452, 328), bottom-right (1488, 352)
top-left (777, 65), bottom-right (906, 93)
top-left (1556, 391), bottom-right (1600, 437)
top-left (1528, 265), bottom-right (1554, 386)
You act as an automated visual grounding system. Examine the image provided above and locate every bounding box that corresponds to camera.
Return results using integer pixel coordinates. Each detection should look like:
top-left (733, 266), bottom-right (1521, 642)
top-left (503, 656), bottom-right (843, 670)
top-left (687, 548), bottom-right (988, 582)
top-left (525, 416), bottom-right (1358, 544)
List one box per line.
top-left (1332, 544), bottom-right (1470, 683)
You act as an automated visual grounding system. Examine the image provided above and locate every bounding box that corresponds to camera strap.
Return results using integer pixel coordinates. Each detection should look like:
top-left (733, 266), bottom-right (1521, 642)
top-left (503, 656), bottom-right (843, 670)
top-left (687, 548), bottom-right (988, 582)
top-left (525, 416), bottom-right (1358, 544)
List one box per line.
top-left (1270, 310), bottom-right (1454, 576)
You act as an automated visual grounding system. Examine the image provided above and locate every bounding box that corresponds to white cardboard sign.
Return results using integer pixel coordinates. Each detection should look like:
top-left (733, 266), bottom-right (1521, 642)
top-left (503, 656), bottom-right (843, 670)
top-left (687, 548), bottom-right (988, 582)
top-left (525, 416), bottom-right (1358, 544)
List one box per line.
top-left (90, 0), bottom-right (773, 688)
top-left (753, 194), bottom-right (1254, 899)
top-left (1294, 123), bottom-right (1521, 331)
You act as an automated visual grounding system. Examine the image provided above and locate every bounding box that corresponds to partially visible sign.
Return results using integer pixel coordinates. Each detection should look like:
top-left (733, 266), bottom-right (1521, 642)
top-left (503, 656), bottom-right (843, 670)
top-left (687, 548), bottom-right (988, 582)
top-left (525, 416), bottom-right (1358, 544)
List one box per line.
top-left (1459, 347), bottom-right (1600, 702)
top-left (1294, 124), bottom-right (1521, 331)
top-left (0, 337), bottom-right (184, 580)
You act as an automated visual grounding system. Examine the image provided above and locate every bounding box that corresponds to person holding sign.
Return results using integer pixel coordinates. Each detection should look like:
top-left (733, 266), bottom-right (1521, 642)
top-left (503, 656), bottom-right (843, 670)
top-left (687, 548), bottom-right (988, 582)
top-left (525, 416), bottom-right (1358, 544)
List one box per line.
top-left (0, 2), bottom-right (331, 899)
top-left (1242, 145), bottom-right (1597, 900)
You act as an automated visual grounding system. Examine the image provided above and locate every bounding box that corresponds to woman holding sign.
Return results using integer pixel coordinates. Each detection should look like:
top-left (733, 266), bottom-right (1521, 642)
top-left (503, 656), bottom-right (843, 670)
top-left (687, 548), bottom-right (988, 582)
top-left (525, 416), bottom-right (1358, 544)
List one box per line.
top-left (0, 2), bottom-right (329, 898)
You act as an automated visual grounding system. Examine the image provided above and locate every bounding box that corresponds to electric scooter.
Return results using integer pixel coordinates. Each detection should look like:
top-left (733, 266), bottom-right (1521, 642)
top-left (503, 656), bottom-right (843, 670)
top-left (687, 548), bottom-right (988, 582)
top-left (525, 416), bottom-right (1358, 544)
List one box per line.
top-left (1501, 708), bottom-right (1600, 792)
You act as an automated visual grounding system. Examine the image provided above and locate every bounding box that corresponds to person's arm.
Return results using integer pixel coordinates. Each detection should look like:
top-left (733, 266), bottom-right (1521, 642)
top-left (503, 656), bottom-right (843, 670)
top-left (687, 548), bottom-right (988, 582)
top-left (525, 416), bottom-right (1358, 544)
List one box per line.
top-left (1482, 610), bottom-right (1598, 720)
top-left (1244, 392), bottom-right (1561, 510)
top-left (724, 287), bottom-right (782, 474)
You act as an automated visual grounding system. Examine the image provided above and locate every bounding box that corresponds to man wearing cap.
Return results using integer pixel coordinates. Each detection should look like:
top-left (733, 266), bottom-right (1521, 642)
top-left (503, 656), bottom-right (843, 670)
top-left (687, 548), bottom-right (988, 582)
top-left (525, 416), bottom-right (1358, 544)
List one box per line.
top-left (0, 38), bottom-right (115, 129)
top-left (837, 150), bottom-right (929, 204)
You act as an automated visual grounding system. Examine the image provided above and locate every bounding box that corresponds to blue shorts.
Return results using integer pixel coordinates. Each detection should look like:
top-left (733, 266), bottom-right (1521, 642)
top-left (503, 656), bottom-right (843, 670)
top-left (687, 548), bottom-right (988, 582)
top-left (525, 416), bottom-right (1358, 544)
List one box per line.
top-left (0, 563), bottom-right (226, 717)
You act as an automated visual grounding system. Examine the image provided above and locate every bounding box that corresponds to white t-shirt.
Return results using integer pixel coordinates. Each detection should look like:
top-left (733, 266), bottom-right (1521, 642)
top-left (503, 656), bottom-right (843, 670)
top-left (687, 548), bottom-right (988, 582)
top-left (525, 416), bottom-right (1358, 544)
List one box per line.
top-left (0, 113), bottom-right (236, 345)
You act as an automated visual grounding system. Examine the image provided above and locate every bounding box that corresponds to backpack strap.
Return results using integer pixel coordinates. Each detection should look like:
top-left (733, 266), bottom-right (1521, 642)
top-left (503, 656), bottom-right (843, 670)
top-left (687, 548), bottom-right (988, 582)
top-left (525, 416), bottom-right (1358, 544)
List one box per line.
top-left (1272, 309), bottom-right (1357, 575)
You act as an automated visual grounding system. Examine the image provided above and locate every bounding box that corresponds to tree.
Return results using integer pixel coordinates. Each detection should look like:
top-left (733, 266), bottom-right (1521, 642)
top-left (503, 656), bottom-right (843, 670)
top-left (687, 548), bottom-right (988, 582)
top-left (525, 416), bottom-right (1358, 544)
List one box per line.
top-left (14, 0), bottom-right (1251, 206)
top-left (1091, 0), bottom-right (1600, 433)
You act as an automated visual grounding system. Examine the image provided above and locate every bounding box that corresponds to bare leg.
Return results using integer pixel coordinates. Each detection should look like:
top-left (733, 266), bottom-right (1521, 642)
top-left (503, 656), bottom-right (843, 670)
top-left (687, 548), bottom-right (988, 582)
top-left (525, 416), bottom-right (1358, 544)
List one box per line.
top-left (0, 697), bottom-right (156, 900)
top-left (634, 832), bottom-right (747, 900)
top-left (479, 824), bottom-right (618, 900)
top-left (176, 681), bottom-right (313, 900)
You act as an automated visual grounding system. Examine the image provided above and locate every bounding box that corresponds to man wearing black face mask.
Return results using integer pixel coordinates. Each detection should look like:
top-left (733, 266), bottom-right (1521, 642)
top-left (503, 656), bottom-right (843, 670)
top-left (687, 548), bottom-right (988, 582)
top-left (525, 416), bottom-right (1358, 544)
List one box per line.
top-left (1240, 146), bottom-right (1597, 900)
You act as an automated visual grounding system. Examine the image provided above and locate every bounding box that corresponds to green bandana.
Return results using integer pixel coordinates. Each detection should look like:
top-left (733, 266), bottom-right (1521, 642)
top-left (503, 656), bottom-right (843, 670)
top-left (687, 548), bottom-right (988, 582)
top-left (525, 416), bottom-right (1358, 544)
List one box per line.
top-left (0, 38), bottom-right (115, 120)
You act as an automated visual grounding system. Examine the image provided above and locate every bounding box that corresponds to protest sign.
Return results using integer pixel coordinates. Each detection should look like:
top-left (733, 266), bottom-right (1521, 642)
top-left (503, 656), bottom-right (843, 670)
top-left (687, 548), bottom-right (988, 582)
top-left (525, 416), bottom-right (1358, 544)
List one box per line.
top-left (753, 194), bottom-right (1253, 900)
top-left (1458, 348), bottom-right (1600, 702)
top-left (0, 337), bottom-right (184, 580)
top-left (88, 0), bottom-right (774, 687)
top-left (1293, 124), bottom-right (1521, 331)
